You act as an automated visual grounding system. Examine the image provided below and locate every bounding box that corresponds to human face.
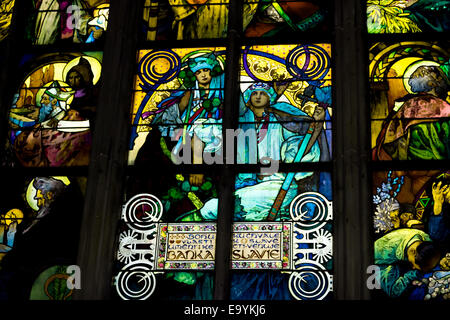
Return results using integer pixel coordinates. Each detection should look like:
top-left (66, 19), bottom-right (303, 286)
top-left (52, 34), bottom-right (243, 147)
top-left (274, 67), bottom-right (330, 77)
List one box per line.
top-left (34, 189), bottom-right (46, 208)
top-left (416, 254), bottom-right (441, 273)
top-left (34, 189), bottom-right (53, 208)
top-left (250, 90), bottom-right (270, 109)
top-left (407, 241), bottom-right (440, 272)
top-left (194, 68), bottom-right (212, 86)
top-left (67, 71), bottom-right (82, 89)
top-left (40, 94), bottom-right (52, 108)
top-left (400, 211), bottom-right (414, 225)
top-left (389, 209), bottom-right (400, 228)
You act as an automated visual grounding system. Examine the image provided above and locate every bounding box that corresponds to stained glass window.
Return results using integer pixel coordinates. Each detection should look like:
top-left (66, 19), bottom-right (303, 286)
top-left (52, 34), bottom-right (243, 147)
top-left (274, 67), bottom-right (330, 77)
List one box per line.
top-left (0, 176), bottom-right (86, 299)
top-left (25, 0), bottom-right (110, 45)
top-left (6, 52), bottom-right (103, 167)
top-left (129, 47), bottom-right (226, 166)
top-left (239, 44), bottom-right (332, 163)
top-left (142, 1), bottom-right (331, 41)
top-left (0, 0), bottom-right (106, 301)
top-left (117, 47), bottom-right (225, 300)
top-left (367, 0), bottom-right (450, 33)
top-left (0, 0), bottom-right (15, 42)
top-left (115, 36), bottom-right (334, 299)
top-left (370, 41), bottom-right (450, 161)
top-left (0, 0), bottom-right (362, 300)
top-left (372, 171), bottom-right (450, 300)
top-left (243, 0), bottom-right (331, 37)
top-left (368, 0), bottom-right (450, 300)
top-left (230, 171), bottom-right (333, 300)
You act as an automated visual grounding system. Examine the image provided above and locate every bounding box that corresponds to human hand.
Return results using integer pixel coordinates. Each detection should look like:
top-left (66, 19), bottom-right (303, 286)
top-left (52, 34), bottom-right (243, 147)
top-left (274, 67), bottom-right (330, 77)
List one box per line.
top-left (47, 117), bottom-right (59, 129)
top-left (89, 26), bottom-right (104, 40)
top-left (432, 182), bottom-right (450, 215)
top-left (7, 221), bottom-right (17, 235)
top-left (273, 81), bottom-right (289, 96)
top-left (312, 106), bottom-right (326, 130)
top-left (189, 174), bottom-right (204, 187)
top-left (440, 253), bottom-right (450, 271)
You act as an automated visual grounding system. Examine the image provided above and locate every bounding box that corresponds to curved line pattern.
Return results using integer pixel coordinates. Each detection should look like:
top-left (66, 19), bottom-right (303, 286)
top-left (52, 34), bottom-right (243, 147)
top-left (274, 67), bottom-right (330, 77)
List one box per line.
top-left (288, 269), bottom-right (332, 300)
top-left (123, 194), bottom-right (163, 231)
top-left (290, 192), bottom-right (331, 222)
top-left (116, 263), bottom-right (156, 300)
top-left (286, 45), bottom-right (330, 81)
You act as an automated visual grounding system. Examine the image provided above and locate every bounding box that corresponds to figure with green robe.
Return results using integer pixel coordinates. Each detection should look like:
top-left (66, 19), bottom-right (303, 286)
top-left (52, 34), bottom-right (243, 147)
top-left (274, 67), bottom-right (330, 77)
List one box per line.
top-left (374, 65), bottom-right (450, 160)
top-left (374, 228), bottom-right (442, 297)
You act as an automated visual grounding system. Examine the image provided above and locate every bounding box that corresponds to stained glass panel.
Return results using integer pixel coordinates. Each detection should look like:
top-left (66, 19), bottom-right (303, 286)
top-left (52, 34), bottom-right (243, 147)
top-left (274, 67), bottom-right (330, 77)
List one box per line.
top-left (0, 176), bottom-right (86, 299)
top-left (372, 170), bottom-right (450, 300)
top-left (113, 171), bottom-right (333, 300)
top-left (238, 44), bottom-right (332, 163)
top-left (142, 0), bottom-right (229, 41)
top-left (129, 45), bottom-right (332, 166)
top-left (370, 41), bottom-right (450, 161)
top-left (0, 0), bottom-right (15, 42)
top-left (112, 174), bottom-right (219, 300)
top-left (5, 52), bottom-right (103, 167)
top-left (142, 1), bottom-right (331, 41)
top-left (29, 265), bottom-right (75, 300)
top-left (243, 0), bottom-right (331, 37)
top-left (367, 0), bottom-right (450, 33)
top-left (25, 0), bottom-right (110, 45)
top-left (129, 47), bottom-right (226, 166)
top-left (230, 171), bottom-right (333, 300)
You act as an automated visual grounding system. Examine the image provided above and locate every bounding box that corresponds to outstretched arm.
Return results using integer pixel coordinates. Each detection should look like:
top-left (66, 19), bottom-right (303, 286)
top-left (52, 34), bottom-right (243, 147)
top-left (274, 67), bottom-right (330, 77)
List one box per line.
top-left (178, 90), bottom-right (192, 115)
top-left (429, 182), bottom-right (450, 242)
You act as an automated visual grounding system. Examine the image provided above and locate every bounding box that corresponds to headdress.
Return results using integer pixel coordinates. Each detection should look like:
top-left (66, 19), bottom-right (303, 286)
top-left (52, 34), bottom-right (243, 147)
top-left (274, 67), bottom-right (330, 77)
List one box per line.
top-left (243, 82), bottom-right (278, 105)
top-left (44, 81), bottom-right (73, 101)
top-left (187, 53), bottom-right (219, 74)
top-left (67, 57), bottom-right (94, 86)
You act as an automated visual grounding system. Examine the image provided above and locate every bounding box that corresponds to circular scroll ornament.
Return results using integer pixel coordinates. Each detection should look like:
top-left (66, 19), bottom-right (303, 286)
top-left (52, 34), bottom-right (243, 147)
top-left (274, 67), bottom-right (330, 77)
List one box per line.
top-left (290, 192), bottom-right (332, 229)
top-left (288, 262), bottom-right (333, 300)
top-left (115, 262), bottom-right (156, 300)
top-left (122, 193), bottom-right (163, 231)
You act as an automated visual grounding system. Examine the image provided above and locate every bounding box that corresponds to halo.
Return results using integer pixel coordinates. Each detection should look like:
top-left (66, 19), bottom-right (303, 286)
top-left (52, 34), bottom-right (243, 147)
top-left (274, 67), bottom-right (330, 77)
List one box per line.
top-left (52, 176), bottom-right (71, 186)
top-left (62, 56), bottom-right (102, 86)
top-left (3, 209), bottom-right (24, 226)
top-left (26, 177), bottom-right (70, 211)
top-left (35, 81), bottom-right (74, 108)
top-left (26, 179), bottom-right (39, 211)
top-left (403, 60), bottom-right (440, 94)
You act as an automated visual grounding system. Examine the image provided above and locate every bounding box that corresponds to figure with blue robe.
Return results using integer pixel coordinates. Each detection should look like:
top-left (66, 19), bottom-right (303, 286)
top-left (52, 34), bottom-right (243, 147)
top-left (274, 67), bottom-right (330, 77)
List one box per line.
top-left (141, 51), bottom-right (224, 186)
top-left (196, 82), bottom-right (328, 299)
